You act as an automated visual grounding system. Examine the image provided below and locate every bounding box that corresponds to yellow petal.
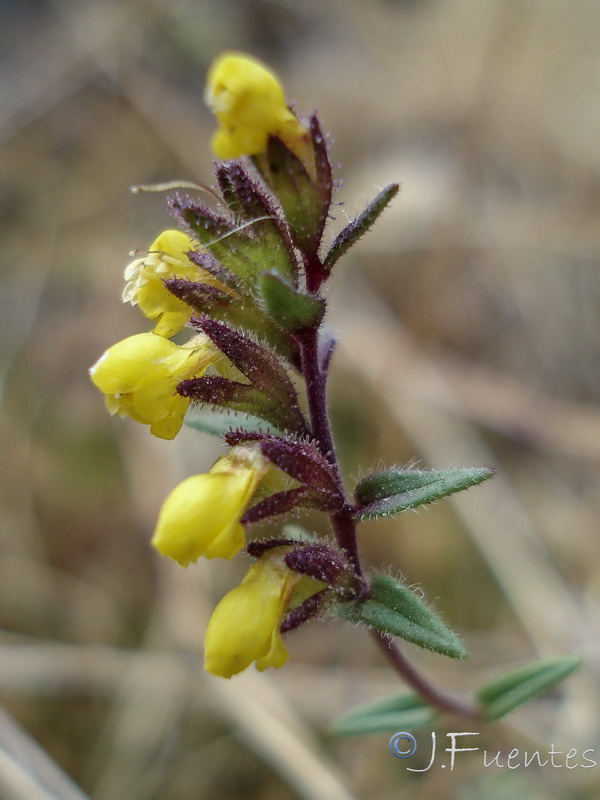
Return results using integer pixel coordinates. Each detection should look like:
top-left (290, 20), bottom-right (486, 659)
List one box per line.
top-left (90, 333), bottom-right (217, 439)
top-left (149, 230), bottom-right (195, 260)
top-left (123, 230), bottom-right (232, 337)
top-left (205, 51), bottom-right (308, 161)
top-left (151, 471), bottom-right (255, 565)
top-left (204, 558), bottom-right (295, 678)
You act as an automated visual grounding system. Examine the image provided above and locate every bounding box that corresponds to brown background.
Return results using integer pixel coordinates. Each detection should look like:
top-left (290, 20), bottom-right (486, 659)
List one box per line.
top-left (1, 1), bottom-right (599, 798)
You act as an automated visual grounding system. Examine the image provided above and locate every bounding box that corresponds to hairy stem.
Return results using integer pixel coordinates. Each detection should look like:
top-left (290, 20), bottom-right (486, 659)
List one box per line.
top-left (299, 326), bottom-right (362, 574)
top-left (372, 632), bottom-right (481, 718)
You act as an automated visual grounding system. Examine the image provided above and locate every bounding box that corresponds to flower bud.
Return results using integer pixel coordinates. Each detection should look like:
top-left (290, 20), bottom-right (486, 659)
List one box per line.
top-left (205, 52), bottom-right (309, 162)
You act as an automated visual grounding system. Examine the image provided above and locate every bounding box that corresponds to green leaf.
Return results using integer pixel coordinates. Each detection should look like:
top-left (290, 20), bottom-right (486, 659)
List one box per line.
top-left (337, 574), bottom-right (467, 659)
top-left (323, 184), bottom-right (399, 270)
top-left (259, 272), bottom-right (325, 331)
top-left (185, 410), bottom-right (281, 437)
top-left (476, 655), bottom-right (582, 721)
top-left (330, 693), bottom-right (439, 736)
top-left (355, 466), bottom-right (494, 519)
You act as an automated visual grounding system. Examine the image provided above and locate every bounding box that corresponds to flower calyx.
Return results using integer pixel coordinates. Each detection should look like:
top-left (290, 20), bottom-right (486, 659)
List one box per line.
top-left (224, 430), bottom-right (345, 521)
top-left (179, 317), bottom-right (308, 435)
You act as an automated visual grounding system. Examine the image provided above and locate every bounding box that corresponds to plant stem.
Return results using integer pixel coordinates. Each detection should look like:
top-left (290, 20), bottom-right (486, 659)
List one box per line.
top-left (371, 632), bottom-right (481, 718)
top-left (299, 326), bottom-right (363, 574)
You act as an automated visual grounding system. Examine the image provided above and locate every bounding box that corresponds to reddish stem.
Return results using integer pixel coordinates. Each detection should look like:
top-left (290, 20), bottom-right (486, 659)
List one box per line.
top-left (371, 632), bottom-right (481, 718)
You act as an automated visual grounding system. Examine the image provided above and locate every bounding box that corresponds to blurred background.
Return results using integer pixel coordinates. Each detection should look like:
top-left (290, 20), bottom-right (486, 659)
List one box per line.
top-left (1, 0), bottom-right (600, 798)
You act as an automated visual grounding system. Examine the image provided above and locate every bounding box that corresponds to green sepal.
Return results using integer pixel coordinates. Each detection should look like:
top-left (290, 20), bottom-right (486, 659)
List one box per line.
top-left (173, 197), bottom-right (290, 286)
top-left (476, 655), bottom-right (582, 721)
top-left (259, 272), bottom-right (325, 331)
top-left (164, 277), bottom-right (299, 364)
top-left (330, 693), bottom-right (439, 737)
top-left (256, 136), bottom-right (328, 255)
top-left (185, 410), bottom-right (280, 437)
top-left (354, 466), bottom-right (494, 520)
top-left (337, 574), bottom-right (467, 659)
top-left (215, 162), bottom-right (298, 284)
top-left (324, 184), bottom-right (399, 270)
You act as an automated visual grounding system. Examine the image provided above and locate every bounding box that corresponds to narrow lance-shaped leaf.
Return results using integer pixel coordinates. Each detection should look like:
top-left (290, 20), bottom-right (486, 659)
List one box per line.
top-left (330, 693), bottom-right (439, 737)
top-left (337, 574), bottom-right (467, 659)
top-left (476, 655), bottom-right (582, 721)
top-left (324, 184), bottom-right (399, 270)
top-left (355, 466), bottom-right (494, 520)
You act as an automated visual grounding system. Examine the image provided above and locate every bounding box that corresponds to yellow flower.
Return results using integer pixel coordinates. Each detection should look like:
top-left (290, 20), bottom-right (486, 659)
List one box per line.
top-left (89, 332), bottom-right (218, 439)
top-left (123, 230), bottom-right (226, 338)
top-left (205, 51), bottom-right (309, 162)
top-left (204, 552), bottom-right (302, 678)
top-left (151, 446), bottom-right (270, 565)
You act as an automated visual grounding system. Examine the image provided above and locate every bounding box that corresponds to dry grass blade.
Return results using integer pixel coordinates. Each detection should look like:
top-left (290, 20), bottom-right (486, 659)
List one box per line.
top-left (0, 708), bottom-right (90, 800)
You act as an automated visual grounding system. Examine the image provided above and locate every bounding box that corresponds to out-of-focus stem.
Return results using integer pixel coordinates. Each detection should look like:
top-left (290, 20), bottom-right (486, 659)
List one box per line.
top-left (371, 632), bottom-right (481, 718)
